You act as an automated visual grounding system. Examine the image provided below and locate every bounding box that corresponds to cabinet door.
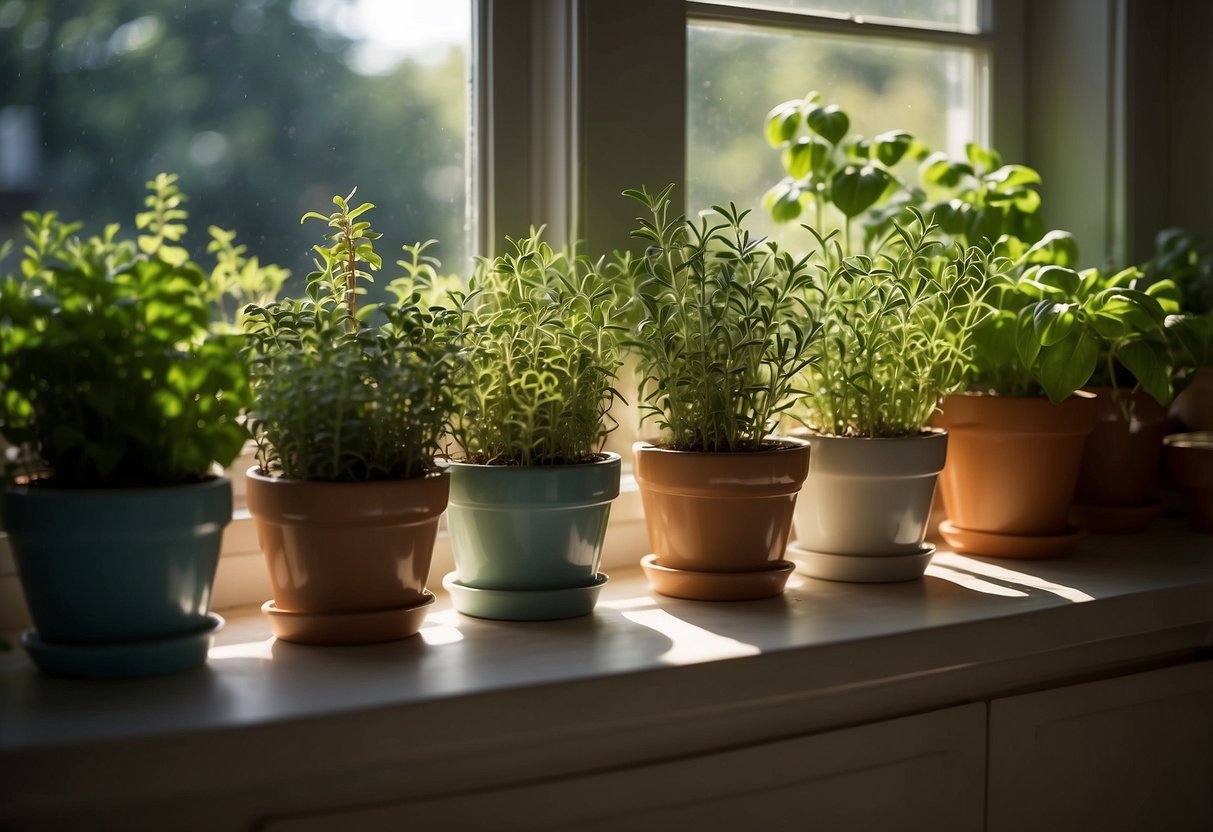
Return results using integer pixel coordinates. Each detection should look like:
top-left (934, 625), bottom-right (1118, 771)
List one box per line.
top-left (988, 660), bottom-right (1213, 832)
top-left (265, 703), bottom-right (986, 832)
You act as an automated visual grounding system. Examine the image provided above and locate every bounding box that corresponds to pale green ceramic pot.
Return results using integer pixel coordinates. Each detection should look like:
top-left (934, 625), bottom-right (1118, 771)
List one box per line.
top-left (446, 454), bottom-right (621, 591)
top-left (2, 477), bottom-right (231, 644)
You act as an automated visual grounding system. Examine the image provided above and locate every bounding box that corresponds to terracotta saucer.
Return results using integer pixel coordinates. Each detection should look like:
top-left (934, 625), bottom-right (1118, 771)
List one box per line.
top-left (640, 554), bottom-right (793, 601)
top-left (262, 593), bottom-right (434, 645)
top-left (789, 542), bottom-right (936, 583)
top-left (939, 520), bottom-right (1085, 559)
top-left (442, 572), bottom-right (608, 621)
top-left (21, 613), bottom-right (224, 679)
top-left (1070, 501), bottom-right (1164, 533)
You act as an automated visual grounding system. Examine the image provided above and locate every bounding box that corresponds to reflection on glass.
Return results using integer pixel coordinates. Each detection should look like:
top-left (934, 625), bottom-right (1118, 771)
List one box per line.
top-left (687, 22), bottom-right (979, 250)
top-left (0, 0), bottom-right (472, 285)
top-left (694, 0), bottom-right (980, 33)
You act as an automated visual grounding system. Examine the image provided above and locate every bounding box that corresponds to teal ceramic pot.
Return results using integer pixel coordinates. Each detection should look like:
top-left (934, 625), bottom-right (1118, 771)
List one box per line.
top-left (447, 454), bottom-right (621, 590)
top-left (2, 477), bottom-right (231, 644)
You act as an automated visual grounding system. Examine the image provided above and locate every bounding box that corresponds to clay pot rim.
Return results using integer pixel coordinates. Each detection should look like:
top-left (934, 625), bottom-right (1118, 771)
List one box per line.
top-left (444, 451), bottom-right (621, 470)
top-left (950, 389), bottom-right (1097, 401)
top-left (4, 474), bottom-right (229, 496)
top-left (791, 427), bottom-right (946, 444)
top-left (1163, 431), bottom-right (1213, 450)
top-left (632, 437), bottom-right (809, 457)
top-left (245, 466), bottom-right (448, 486)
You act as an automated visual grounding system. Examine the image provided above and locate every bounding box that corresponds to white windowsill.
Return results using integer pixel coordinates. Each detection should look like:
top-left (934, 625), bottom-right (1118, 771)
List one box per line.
top-left (1, 517), bottom-right (1211, 828)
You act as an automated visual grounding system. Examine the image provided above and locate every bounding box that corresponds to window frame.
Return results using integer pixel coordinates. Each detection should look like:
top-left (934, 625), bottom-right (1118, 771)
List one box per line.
top-left (9, 0), bottom-right (1122, 624)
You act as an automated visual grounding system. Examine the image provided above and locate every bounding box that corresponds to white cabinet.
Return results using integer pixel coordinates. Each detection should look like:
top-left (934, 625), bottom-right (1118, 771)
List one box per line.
top-left (265, 704), bottom-right (986, 832)
top-left (988, 661), bottom-right (1213, 832)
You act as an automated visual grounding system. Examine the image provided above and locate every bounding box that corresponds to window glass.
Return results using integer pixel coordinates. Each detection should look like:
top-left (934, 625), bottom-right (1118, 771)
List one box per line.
top-left (687, 21), bottom-right (980, 249)
top-left (0, 0), bottom-right (472, 283)
top-left (693, 0), bottom-right (980, 33)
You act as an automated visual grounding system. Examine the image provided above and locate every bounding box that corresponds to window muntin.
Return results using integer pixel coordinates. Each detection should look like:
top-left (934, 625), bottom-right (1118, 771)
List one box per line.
top-left (692, 0), bottom-right (980, 34)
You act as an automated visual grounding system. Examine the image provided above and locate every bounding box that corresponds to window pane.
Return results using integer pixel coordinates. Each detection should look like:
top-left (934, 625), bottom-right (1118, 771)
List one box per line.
top-left (694, 0), bottom-right (980, 33)
top-left (687, 22), bottom-right (981, 249)
top-left (0, 0), bottom-right (472, 285)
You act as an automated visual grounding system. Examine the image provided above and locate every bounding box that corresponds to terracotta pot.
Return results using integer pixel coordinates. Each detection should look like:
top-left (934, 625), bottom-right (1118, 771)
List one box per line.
top-left (1071, 388), bottom-right (1170, 532)
top-left (633, 438), bottom-right (809, 573)
top-left (1171, 366), bottom-right (1213, 432)
top-left (792, 430), bottom-right (946, 582)
top-left (246, 467), bottom-right (447, 618)
top-left (1075, 388), bottom-right (1169, 506)
top-left (933, 392), bottom-right (1096, 545)
top-left (1164, 432), bottom-right (1213, 532)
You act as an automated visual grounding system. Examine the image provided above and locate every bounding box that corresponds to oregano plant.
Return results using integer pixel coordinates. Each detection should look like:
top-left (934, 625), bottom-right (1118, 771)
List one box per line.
top-left (626, 184), bottom-right (820, 452)
top-left (449, 228), bottom-right (624, 466)
top-left (0, 174), bottom-right (264, 487)
top-left (242, 191), bottom-right (463, 481)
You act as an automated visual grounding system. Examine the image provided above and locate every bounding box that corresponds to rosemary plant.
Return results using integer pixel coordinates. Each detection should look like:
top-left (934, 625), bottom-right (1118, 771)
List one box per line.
top-left (243, 192), bottom-right (462, 481)
top-left (794, 211), bottom-right (992, 437)
top-left (450, 228), bottom-right (624, 466)
top-left (626, 184), bottom-right (820, 452)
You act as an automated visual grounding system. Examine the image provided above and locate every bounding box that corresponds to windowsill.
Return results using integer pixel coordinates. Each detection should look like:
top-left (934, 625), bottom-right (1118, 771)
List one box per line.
top-left (1, 519), bottom-right (1210, 825)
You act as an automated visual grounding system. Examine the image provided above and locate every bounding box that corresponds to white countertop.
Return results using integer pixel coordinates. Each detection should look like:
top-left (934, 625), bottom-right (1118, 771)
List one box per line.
top-left (3, 521), bottom-right (1210, 752)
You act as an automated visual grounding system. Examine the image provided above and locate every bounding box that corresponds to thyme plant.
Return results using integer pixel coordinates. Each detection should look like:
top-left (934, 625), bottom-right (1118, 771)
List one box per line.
top-left (626, 185), bottom-right (820, 452)
top-left (794, 212), bottom-right (992, 437)
top-left (243, 192), bottom-right (462, 481)
top-left (0, 174), bottom-right (268, 487)
top-left (450, 229), bottom-right (623, 466)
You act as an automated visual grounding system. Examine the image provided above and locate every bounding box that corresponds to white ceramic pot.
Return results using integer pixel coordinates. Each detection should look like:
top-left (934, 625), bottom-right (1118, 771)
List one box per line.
top-left (791, 430), bottom-right (947, 582)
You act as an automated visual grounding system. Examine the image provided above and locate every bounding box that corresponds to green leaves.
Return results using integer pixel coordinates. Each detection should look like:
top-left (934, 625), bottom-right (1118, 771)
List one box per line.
top-left (449, 227), bottom-right (623, 466)
top-left (795, 211), bottom-right (992, 436)
top-left (832, 165), bottom-right (894, 219)
top-left (625, 185), bottom-right (820, 451)
top-left (0, 175), bottom-right (258, 487)
top-left (806, 103), bottom-right (849, 145)
top-left (243, 199), bottom-right (463, 481)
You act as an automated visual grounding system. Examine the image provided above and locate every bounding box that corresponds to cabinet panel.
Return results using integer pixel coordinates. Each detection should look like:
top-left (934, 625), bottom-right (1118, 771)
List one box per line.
top-left (988, 660), bottom-right (1213, 832)
top-left (265, 703), bottom-right (986, 832)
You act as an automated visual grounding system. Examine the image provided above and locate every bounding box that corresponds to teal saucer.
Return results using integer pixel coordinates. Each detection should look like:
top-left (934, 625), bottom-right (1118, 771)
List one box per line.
top-left (442, 572), bottom-right (608, 621)
top-left (21, 613), bottom-right (224, 679)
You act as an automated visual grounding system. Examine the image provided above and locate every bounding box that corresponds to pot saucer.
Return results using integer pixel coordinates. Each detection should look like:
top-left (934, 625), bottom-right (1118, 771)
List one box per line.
top-left (262, 593), bottom-right (434, 645)
top-left (789, 542), bottom-right (936, 583)
top-left (442, 573), bottom-right (608, 621)
top-left (939, 520), bottom-right (1085, 559)
top-left (1070, 501), bottom-right (1164, 533)
top-left (640, 554), bottom-right (793, 601)
top-left (21, 613), bottom-right (224, 679)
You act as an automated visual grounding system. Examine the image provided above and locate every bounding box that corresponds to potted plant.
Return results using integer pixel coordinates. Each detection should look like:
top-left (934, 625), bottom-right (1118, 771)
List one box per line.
top-left (441, 228), bottom-right (624, 621)
top-left (932, 235), bottom-right (1170, 557)
top-left (242, 192), bottom-right (462, 644)
top-left (1069, 266), bottom-right (1195, 531)
top-left (625, 185), bottom-right (819, 601)
top-left (1142, 228), bottom-right (1213, 432)
top-left (0, 174), bottom-right (262, 677)
top-left (764, 91), bottom-right (920, 254)
top-left (788, 212), bottom-right (991, 581)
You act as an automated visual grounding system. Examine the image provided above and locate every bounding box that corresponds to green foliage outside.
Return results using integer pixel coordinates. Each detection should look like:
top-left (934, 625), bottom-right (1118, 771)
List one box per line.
top-left (0, 0), bottom-right (468, 293)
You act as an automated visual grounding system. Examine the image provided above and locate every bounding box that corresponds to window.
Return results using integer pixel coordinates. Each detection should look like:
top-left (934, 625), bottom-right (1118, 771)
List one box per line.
top-left (0, 0), bottom-right (473, 283)
top-left (687, 0), bottom-right (988, 249)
